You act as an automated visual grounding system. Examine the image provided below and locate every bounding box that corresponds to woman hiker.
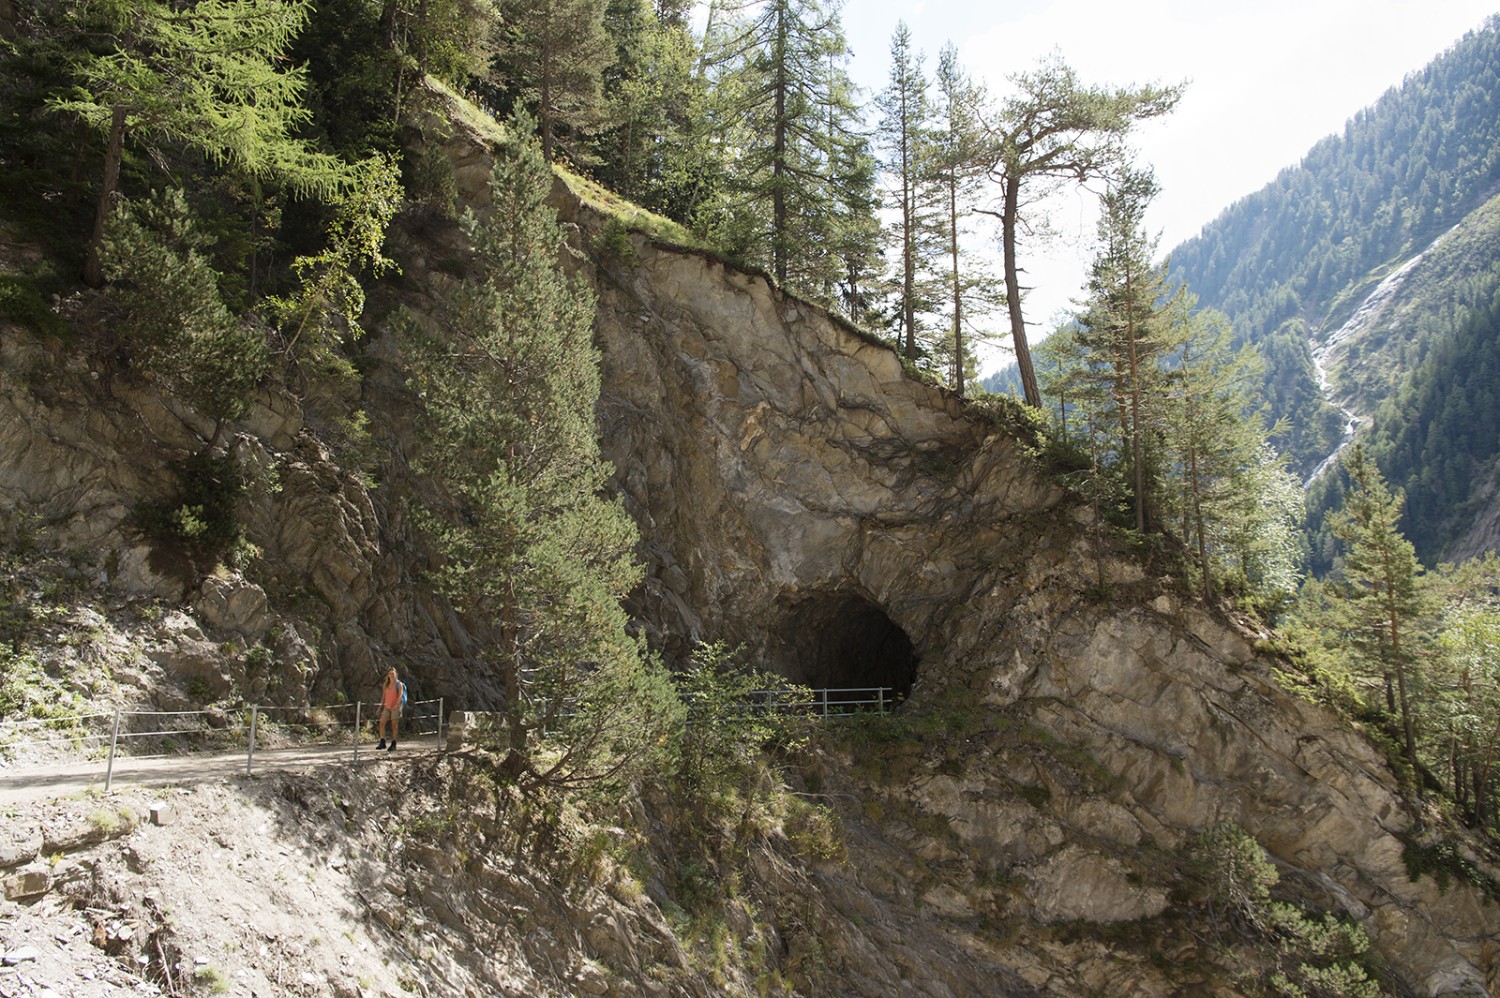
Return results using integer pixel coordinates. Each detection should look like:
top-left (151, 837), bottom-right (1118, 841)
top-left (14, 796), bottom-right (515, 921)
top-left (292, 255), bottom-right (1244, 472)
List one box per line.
top-left (375, 668), bottom-right (404, 751)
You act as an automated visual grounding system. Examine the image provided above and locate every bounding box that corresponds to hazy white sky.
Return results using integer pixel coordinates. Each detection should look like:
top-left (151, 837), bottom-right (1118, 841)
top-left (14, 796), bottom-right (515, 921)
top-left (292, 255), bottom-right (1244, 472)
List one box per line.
top-left (834, 0), bottom-right (1498, 369)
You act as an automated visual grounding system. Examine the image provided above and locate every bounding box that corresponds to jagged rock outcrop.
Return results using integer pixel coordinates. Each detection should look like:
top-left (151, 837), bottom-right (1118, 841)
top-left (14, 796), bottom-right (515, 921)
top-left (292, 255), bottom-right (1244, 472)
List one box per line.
top-left (424, 92), bottom-right (1499, 993)
top-left (554, 206), bottom-right (1499, 995)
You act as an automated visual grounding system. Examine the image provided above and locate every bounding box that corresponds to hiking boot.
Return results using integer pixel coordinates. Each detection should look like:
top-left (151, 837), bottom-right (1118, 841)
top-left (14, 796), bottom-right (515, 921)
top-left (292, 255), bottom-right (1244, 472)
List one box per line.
top-left (376, 739), bottom-right (386, 750)
top-left (387, 741), bottom-right (397, 751)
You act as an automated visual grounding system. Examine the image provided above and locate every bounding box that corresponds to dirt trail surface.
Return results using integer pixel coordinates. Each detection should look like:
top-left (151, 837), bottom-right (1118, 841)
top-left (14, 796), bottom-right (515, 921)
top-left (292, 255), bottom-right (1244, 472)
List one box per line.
top-left (0, 745), bottom-right (702, 998)
top-left (0, 752), bottom-right (449, 998)
top-left (0, 738), bottom-right (441, 808)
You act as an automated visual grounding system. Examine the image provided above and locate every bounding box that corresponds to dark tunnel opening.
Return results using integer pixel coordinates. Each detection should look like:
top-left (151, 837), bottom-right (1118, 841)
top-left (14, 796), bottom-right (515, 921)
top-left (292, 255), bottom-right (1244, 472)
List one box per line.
top-left (773, 591), bottom-right (917, 703)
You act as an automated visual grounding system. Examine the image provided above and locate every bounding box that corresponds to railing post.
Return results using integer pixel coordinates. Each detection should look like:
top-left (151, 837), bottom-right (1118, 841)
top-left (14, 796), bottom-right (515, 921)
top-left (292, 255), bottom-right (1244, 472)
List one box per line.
top-left (821, 689), bottom-right (828, 719)
top-left (104, 709), bottom-right (122, 792)
top-left (353, 701), bottom-right (362, 763)
top-left (436, 698), bottom-right (444, 755)
top-left (246, 706), bottom-right (259, 776)
top-left (878, 688), bottom-right (886, 715)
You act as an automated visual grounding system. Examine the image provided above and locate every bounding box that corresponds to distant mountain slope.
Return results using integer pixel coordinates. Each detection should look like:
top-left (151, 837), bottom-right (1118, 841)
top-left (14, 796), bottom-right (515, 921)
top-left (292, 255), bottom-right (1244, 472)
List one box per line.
top-left (1165, 15), bottom-right (1500, 569)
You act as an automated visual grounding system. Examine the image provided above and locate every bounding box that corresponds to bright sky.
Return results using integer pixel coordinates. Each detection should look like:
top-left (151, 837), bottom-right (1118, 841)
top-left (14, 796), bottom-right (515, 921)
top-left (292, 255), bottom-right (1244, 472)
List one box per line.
top-left (835, 0), bottom-right (1498, 373)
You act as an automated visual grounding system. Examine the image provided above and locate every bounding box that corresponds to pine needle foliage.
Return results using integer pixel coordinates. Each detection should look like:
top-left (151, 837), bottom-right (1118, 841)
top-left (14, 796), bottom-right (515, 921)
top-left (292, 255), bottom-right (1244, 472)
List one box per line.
top-left (401, 122), bottom-right (678, 793)
top-left (44, 0), bottom-right (358, 284)
top-left (100, 189), bottom-right (270, 441)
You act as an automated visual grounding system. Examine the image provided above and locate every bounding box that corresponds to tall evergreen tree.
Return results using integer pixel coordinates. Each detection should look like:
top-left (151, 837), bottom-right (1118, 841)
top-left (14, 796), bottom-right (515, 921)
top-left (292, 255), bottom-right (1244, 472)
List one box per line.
top-left (402, 124), bottom-right (678, 789)
top-left (1430, 559), bottom-right (1500, 825)
top-left (495, 0), bottom-right (612, 162)
top-left (827, 123), bottom-right (885, 327)
top-left (46, 0), bottom-right (353, 286)
top-left (932, 43), bottom-right (1001, 396)
top-left (978, 54), bottom-right (1181, 407)
top-left (591, 0), bottom-right (707, 220)
top-left (1328, 446), bottom-right (1427, 785)
top-left (816, 46), bottom-right (882, 321)
top-left (1167, 310), bottom-right (1299, 605)
top-left (700, 0), bottom-right (871, 293)
top-left (1070, 166), bottom-right (1185, 534)
top-left (874, 22), bottom-right (936, 360)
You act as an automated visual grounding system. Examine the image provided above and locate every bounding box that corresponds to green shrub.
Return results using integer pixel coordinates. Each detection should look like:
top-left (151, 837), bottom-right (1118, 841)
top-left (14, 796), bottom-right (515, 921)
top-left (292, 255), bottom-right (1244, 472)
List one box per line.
top-left (0, 275), bottom-right (67, 337)
top-left (671, 642), bottom-right (814, 820)
top-left (1191, 823), bottom-right (1380, 997)
top-left (134, 451), bottom-right (255, 578)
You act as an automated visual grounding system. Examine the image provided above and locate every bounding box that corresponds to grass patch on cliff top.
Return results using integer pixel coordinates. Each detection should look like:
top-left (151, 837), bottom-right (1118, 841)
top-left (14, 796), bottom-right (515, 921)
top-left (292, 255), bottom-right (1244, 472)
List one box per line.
top-left (552, 165), bottom-right (712, 253)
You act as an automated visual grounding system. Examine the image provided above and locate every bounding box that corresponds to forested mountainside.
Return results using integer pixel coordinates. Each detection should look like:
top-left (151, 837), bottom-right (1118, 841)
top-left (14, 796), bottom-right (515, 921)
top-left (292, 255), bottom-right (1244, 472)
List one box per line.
top-left (1164, 16), bottom-right (1500, 569)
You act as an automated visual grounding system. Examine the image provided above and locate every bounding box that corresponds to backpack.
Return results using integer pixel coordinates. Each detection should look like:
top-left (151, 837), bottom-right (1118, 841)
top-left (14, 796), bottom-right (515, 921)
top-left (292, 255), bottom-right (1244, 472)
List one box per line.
top-left (399, 680), bottom-right (408, 707)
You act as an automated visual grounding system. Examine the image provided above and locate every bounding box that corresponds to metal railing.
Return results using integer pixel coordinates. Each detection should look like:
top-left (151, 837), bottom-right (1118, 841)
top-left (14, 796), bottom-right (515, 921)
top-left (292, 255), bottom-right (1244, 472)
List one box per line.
top-left (0, 698), bottom-right (448, 792)
top-left (682, 686), bottom-right (898, 725)
top-left (789, 686), bottom-right (896, 717)
top-left (1, 684), bottom-right (899, 793)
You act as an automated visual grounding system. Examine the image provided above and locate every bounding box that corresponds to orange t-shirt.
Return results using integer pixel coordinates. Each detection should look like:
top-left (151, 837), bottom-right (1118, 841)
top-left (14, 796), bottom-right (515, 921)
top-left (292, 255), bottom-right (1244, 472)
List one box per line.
top-left (382, 681), bottom-right (401, 710)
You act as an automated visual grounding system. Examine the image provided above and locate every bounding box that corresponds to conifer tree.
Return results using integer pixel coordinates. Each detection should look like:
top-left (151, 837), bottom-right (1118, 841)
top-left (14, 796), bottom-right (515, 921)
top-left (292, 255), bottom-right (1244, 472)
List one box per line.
top-left (495, 0), bottom-right (613, 162)
top-left (591, 0), bottom-right (707, 219)
top-left (1167, 310), bottom-right (1300, 605)
top-left (1431, 564), bottom-right (1500, 825)
top-left (932, 43), bottom-right (1001, 396)
top-left (874, 22), bottom-right (937, 360)
top-left (1329, 446), bottom-right (1427, 785)
top-left (268, 155), bottom-right (402, 369)
top-left (100, 190), bottom-right (270, 446)
top-left (978, 54), bottom-right (1181, 407)
top-left (402, 124), bottom-right (678, 789)
top-left (1071, 166), bottom-right (1185, 533)
top-left (47, 0), bottom-right (353, 286)
top-left (700, 0), bottom-right (872, 292)
top-left (827, 126), bottom-right (884, 326)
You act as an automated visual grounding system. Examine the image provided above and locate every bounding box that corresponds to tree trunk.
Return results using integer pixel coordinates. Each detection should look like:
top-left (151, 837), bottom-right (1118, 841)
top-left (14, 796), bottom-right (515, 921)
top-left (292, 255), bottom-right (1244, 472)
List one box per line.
top-left (1125, 266), bottom-right (1146, 534)
top-left (771, 14), bottom-right (788, 286)
top-left (899, 99), bottom-right (915, 359)
top-left (1001, 173), bottom-right (1039, 407)
top-left (1388, 606), bottom-right (1420, 793)
top-left (500, 580), bottom-right (531, 779)
top-left (82, 104), bottom-right (127, 288)
top-left (948, 175), bottom-right (963, 395)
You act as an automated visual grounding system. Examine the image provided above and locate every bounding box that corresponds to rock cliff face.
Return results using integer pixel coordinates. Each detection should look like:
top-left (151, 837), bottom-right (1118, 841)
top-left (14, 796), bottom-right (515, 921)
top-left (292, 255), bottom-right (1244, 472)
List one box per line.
top-left (2, 82), bottom-right (1498, 995)
top-left (520, 128), bottom-right (1496, 993)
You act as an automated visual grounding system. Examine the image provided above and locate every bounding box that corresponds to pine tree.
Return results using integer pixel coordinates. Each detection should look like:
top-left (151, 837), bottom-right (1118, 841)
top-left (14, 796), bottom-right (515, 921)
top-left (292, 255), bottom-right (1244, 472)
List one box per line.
top-left (1328, 446), bottom-right (1427, 786)
top-left (700, 0), bottom-right (872, 292)
top-left (1431, 559), bottom-right (1500, 826)
top-left (495, 0), bottom-right (613, 163)
top-left (1070, 166), bottom-right (1185, 534)
top-left (47, 0), bottom-right (354, 286)
top-left (591, 0), bottom-right (707, 220)
top-left (978, 54), bottom-right (1181, 407)
top-left (827, 126), bottom-right (884, 326)
top-left (99, 189), bottom-right (270, 445)
top-left (401, 124), bottom-right (678, 789)
top-left (874, 22), bottom-right (936, 360)
top-left (1167, 309), bottom-right (1300, 606)
top-left (932, 43), bottom-right (1001, 396)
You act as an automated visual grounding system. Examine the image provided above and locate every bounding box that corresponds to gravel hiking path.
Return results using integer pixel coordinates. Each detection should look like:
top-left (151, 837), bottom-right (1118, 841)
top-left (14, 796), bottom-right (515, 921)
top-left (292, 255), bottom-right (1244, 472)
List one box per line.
top-left (0, 736), bottom-right (441, 807)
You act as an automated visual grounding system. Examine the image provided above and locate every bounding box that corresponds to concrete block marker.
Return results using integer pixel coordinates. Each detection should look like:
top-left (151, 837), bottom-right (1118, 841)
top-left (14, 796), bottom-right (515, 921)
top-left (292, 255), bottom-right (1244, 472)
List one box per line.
top-left (149, 802), bottom-right (175, 826)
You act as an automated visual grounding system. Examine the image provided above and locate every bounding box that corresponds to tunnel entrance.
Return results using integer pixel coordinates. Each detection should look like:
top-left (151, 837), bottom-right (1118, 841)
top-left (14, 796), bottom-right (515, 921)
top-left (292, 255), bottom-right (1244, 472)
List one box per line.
top-left (773, 591), bottom-right (917, 702)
